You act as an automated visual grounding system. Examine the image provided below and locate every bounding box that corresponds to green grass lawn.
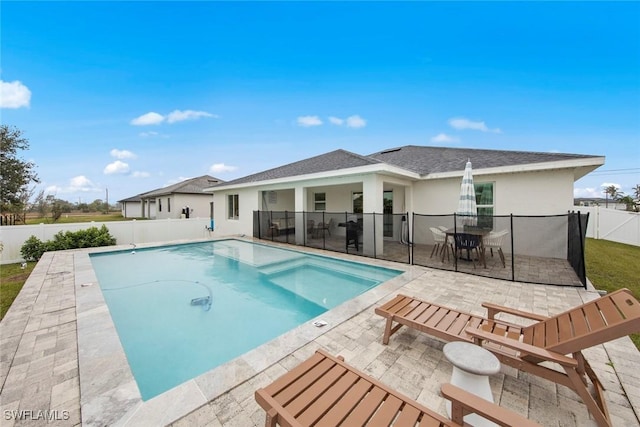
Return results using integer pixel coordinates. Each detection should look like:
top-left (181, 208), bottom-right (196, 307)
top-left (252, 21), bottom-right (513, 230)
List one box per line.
top-left (2, 238), bottom-right (639, 347)
top-left (585, 238), bottom-right (640, 348)
top-left (24, 213), bottom-right (142, 224)
top-left (1, 262), bottom-right (36, 320)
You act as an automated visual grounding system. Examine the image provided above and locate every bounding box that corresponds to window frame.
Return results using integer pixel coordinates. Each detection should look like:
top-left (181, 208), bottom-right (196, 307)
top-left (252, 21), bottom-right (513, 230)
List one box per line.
top-left (352, 191), bottom-right (363, 214)
top-left (314, 192), bottom-right (326, 211)
top-left (475, 182), bottom-right (494, 228)
top-left (227, 194), bottom-right (239, 220)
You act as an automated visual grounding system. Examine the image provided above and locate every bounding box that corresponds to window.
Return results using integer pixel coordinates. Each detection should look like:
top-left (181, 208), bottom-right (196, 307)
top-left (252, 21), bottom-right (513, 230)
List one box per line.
top-left (167, 198), bottom-right (171, 213)
top-left (158, 199), bottom-right (162, 212)
top-left (314, 192), bottom-right (326, 211)
top-left (228, 194), bottom-right (239, 219)
top-left (352, 192), bottom-right (363, 213)
top-left (475, 182), bottom-right (494, 228)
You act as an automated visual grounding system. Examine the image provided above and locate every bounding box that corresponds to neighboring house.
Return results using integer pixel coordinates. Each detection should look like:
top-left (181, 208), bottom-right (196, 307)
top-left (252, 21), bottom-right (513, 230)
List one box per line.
top-left (204, 145), bottom-right (604, 245)
top-left (574, 198), bottom-right (628, 210)
top-left (118, 192), bottom-right (157, 219)
top-left (119, 175), bottom-right (224, 220)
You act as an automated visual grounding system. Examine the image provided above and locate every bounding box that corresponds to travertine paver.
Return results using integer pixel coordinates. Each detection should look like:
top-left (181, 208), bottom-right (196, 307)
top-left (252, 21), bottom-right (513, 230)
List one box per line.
top-left (1, 240), bottom-right (639, 427)
top-left (1, 252), bottom-right (81, 427)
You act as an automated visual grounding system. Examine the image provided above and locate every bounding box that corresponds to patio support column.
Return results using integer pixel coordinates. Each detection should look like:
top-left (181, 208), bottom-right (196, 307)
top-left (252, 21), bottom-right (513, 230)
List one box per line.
top-left (363, 174), bottom-right (384, 256)
top-left (294, 186), bottom-right (306, 245)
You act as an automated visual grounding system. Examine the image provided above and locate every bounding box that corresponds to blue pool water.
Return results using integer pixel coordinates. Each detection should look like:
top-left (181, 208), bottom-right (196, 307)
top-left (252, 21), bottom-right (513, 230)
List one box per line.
top-left (90, 239), bottom-right (401, 400)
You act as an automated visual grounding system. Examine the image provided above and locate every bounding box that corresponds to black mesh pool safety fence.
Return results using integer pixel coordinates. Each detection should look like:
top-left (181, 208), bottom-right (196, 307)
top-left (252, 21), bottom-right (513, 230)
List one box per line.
top-left (253, 210), bottom-right (589, 287)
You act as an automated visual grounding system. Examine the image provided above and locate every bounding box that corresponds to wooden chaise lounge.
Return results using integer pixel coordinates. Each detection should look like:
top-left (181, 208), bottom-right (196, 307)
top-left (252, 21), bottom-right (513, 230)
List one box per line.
top-left (374, 288), bottom-right (640, 427)
top-left (255, 349), bottom-right (540, 426)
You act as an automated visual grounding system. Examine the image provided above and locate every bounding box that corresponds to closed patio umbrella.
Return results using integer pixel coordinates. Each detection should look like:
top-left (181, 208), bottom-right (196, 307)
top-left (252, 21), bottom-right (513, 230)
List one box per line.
top-left (457, 159), bottom-right (477, 227)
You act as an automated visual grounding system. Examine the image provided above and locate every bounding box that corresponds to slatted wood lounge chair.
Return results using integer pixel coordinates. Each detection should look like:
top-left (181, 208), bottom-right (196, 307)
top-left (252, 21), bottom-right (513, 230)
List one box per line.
top-left (374, 288), bottom-right (640, 427)
top-left (255, 349), bottom-right (540, 427)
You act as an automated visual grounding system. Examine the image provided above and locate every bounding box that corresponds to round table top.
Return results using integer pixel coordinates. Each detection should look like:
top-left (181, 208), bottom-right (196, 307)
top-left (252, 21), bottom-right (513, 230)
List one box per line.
top-left (443, 341), bottom-right (501, 375)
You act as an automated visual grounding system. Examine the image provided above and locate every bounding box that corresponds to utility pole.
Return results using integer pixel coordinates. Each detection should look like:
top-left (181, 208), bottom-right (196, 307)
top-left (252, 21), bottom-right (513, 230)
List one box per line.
top-left (105, 188), bottom-right (109, 213)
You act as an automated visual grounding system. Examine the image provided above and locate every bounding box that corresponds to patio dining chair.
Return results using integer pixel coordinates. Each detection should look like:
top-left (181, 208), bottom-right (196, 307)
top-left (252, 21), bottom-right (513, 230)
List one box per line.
top-left (315, 218), bottom-right (333, 238)
top-left (453, 233), bottom-right (483, 268)
top-left (429, 227), bottom-right (449, 260)
top-left (306, 219), bottom-right (315, 236)
top-left (483, 229), bottom-right (509, 267)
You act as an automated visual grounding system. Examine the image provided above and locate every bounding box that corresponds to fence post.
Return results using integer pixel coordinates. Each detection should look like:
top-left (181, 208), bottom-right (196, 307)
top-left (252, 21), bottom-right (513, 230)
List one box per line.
top-left (322, 211), bottom-right (325, 250)
top-left (510, 214), bottom-right (515, 282)
top-left (372, 212), bottom-right (377, 259)
top-left (577, 211), bottom-right (587, 289)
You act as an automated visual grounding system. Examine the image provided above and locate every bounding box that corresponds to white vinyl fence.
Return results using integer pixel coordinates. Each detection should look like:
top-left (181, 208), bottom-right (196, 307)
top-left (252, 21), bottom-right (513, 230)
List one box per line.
top-left (0, 218), bottom-right (215, 265)
top-left (577, 206), bottom-right (640, 247)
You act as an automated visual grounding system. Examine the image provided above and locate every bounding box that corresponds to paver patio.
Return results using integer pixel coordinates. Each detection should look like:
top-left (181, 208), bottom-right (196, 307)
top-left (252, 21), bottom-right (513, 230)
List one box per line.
top-left (1, 238), bottom-right (638, 426)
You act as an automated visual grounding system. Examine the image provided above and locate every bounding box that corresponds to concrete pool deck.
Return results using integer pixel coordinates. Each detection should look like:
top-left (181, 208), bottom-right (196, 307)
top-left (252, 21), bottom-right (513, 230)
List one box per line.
top-left (1, 237), bottom-right (639, 426)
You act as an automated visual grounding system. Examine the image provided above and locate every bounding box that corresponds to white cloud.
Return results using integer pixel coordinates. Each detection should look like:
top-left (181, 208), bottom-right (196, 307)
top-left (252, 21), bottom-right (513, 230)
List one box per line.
top-left (209, 163), bottom-right (238, 174)
top-left (448, 117), bottom-right (501, 133)
top-left (131, 171), bottom-right (150, 178)
top-left (297, 115), bottom-right (323, 127)
top-left (110, 149), bottom-right (137, 159)
top-left (70, 175), bottom-right (97, 190)
top-left (600, 182), bottom-right (621, 190)
top-left (0, 80), bottom-right (31, 109)
top-left (131, 112), bottom-right (165, 126)
top-left (46, 176), bottom-right (101, 195)
top-left (574, 182), bottom-right (623, 198)
top-left (103, 160), bottom-right (130, 175)
top-left (44, 185), bottom-right (63, 195)
top-left (574, 187), bottom-right (601, 198)
top-left (328, 116), bottom-right (344, 126)
top-left (430, 133), bottom-right (460, 143)
top-left (131, 110), bottom-right (216, 126)
top-left (166, 109), bottom-right (217, 123)
top-left (327, 114), bottom-right (367, 129)
top-left (345, 115), bottom-right (366, 129)
top-left (139, 131), bottom-right (169, 138)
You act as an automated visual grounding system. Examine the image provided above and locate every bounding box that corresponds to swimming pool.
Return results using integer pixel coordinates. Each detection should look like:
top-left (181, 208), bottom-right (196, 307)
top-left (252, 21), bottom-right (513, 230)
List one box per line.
top-left (90, 239), bottom-right (401, 400)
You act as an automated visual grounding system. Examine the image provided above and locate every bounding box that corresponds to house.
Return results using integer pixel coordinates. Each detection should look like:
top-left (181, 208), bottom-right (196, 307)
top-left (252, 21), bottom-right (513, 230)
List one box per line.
top-left (204, 145), bottom-right (604, 251)
top-left (118, 192), bottom-right (157, 219)
top-left (119, 175), bottom-right (224, 219)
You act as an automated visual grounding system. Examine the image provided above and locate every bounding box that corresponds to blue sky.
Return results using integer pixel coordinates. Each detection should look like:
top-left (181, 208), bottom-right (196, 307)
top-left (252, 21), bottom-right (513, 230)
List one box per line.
top-left (2, 1), bottom-right (639, 205)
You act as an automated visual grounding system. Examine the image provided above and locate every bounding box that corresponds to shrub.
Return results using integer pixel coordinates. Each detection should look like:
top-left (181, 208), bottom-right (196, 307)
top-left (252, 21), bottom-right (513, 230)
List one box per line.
top-left (21, 236), bottom-right (47, 261)
top-left (20, 225), bottom-right (116, 261)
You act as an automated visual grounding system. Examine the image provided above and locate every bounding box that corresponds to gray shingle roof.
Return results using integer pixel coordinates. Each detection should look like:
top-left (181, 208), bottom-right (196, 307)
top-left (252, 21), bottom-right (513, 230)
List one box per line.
top-left (219, 149), bottom-right (382, 186)
top-left (209, 145), bottom-right (603, 190)
top-left (139, 175), bottom-right (224, 198)
top-left (367, 145), bottom-right (601, 175)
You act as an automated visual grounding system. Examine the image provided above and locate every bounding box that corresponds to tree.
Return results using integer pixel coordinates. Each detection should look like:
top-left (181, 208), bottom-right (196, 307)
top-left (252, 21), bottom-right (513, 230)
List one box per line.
top-left (634, 184), bottom-right (640, 202)
top-left (603, 185), bottom-right (621, 208)
top-left (0, 125), bottom-right (39, 214)
top-left (33, 190), bottom-right (48, 217)
top-left (618, 195), bottom-right (637, 212)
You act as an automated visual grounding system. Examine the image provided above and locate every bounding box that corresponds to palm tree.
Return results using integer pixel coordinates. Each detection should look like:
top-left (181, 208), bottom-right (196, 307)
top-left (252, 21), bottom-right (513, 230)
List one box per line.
top-left (603, 185), bottom-right (621, 208)
top-left (634, 184), bottom-right (640, 202)
top-left (618, 195), bottom-right (636, 211)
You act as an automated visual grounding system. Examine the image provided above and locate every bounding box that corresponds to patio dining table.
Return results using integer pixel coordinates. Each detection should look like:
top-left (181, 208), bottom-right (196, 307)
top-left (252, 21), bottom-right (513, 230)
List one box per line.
top-left (443, 228), bottom-right (490, 268)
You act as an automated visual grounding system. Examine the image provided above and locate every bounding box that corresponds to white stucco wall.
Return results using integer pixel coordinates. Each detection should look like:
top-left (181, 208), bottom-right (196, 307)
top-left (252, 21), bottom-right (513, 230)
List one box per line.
top-left (213, 188), bottom-right (260, 236)
top-left (155, 194), bottom-right (213, 220)
top-left (212, 167), bottom-right (576, 239)
top-left (413, 169), bottom-right (575, 216)
top-left (121, 201), bottom-right (156, 218)
top-left (261, 189), bottom-right (295, 211)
